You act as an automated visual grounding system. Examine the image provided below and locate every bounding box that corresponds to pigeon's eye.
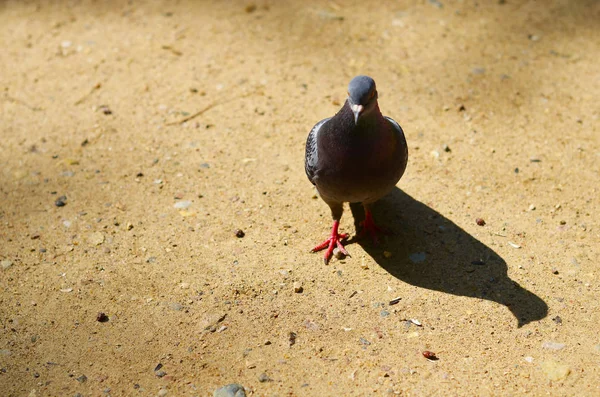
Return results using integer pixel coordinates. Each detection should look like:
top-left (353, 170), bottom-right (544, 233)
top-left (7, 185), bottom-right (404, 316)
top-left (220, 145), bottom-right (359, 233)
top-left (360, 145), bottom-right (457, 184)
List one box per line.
top-left (369, 91), bottom-right (375, 99)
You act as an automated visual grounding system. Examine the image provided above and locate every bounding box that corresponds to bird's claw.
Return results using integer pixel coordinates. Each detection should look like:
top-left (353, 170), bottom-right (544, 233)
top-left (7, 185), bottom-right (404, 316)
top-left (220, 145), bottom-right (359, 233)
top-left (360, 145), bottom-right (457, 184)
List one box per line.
top-left (311, 233), bottom-right (349, 265)
top-left (358, 211), bottom-right (390, 245)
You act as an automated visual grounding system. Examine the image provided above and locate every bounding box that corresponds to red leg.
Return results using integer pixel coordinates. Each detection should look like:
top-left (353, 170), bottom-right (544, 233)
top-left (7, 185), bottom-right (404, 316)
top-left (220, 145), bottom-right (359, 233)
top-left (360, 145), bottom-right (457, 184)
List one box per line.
top-left (358, 209), bottom-right (389, 244)
top-left (311, 220), bottom-right (350, 264)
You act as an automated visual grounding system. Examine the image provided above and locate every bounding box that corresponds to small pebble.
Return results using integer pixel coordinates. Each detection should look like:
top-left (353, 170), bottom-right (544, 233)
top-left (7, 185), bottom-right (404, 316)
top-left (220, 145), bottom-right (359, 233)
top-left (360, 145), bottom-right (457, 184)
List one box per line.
top-left (157, 389), bottom-right (168, 397)
top-left (422, 351), bottom-right (438, 360)
top-left (173, 200), bottom-right (192, 209)
top-left (96, 312), bottom-right (109, 322)
top-left (155, 370), bottom-right (167, 378)
top-left (380, 310), bottom-right (390, 317)
top-left (476, 218), bottom-right (486, 226)
top-left (214, 383), bottom-right (247, 397)
top-left (552, 316), bottom-right (563, 324)
top-left (552, 268), bottom-right (559, 275)
top-left (288, 332), bottom-right (297, 347)
top-left (76, 375), bottom-right (87, 383)
top-left (333, 247), bottom-right (345, 259)
top-left (528, 204), bottom-right (536, 211)
top-left (541, 360), bottom-right (571, 381)
top-left (235, 229), bottom-right (245, 238)
top-left (389, 297), bottom-right (402, 305)
top-left (359, 337), bottom-right (371, 346)
top-left (55, 196), bottom-right (67, 207)
top-left (542, 341), bottom-right (566, 350)
top-left (409, 252), bottom-right (426, 263)
top-left (1, 260), bottom-right (13, 270)
top-left (293, 282), bottom-right (303, 293)
top-left (258, 373), bottom-right (271, 383)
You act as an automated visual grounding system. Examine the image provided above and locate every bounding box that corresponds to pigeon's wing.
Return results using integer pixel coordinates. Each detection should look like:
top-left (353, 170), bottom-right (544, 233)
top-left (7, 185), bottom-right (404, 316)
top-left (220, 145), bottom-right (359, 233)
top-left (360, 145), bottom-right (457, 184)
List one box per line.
top-left (384, 116), bottom-right (408, 158)
top-left (305, 117), bottom-right (330, 185)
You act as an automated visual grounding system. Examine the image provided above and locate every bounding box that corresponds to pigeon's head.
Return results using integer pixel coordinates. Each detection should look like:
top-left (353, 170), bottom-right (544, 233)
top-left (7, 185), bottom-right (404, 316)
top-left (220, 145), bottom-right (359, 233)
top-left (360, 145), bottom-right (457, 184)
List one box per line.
top-left (347, 75), bottom-right (378, 124)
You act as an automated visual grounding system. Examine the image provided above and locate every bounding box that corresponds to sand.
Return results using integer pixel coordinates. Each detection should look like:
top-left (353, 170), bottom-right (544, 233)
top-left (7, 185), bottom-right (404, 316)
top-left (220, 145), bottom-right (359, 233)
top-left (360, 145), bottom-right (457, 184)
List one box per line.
top-left (1, 0), bottom-right (599, 395)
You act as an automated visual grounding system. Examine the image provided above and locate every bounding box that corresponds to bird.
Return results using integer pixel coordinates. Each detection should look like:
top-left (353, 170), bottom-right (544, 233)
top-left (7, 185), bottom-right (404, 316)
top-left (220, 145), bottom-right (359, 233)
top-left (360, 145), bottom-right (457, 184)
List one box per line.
top-left (305, 75), bottom-right (408, 264)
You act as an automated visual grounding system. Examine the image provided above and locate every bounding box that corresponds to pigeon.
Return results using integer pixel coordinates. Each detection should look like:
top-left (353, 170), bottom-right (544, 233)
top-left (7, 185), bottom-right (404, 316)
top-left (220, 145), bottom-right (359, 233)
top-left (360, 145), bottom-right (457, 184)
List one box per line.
top-left (305, 75), bottom-right (408, 264)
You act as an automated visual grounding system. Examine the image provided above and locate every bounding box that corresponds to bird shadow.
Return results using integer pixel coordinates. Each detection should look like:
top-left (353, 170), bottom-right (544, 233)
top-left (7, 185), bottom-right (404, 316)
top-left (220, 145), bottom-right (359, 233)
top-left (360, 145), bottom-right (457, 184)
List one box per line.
top-left (347, 188), bottom-right (548, 328)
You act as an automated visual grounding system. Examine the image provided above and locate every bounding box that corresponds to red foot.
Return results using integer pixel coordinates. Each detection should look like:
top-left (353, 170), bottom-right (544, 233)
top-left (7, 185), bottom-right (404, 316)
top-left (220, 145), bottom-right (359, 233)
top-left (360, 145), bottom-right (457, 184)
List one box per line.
top-left (311, 221), bottom-right (349, 264)
top-left (358, 210), bottom-right (389, 245)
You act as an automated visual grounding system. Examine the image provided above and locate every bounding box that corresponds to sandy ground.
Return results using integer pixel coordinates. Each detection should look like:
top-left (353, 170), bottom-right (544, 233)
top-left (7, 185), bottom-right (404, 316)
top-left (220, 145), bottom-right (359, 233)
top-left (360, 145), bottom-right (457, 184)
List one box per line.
top-left (1, 0), bottom-right (599, 396)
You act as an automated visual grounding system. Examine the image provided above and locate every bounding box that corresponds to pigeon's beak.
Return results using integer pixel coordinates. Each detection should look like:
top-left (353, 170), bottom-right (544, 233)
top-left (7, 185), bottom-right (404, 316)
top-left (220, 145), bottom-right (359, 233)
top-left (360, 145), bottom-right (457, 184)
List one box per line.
top-left (351, 104), bottom-right (364, 124)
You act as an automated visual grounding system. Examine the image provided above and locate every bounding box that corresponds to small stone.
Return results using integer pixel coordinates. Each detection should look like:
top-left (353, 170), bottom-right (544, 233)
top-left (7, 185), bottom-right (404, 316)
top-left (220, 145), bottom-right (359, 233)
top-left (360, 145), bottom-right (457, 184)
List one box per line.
top-left (552, 316), bottom-right (562, 324)
top-left (168, 302), bottom-right (184, 311)
top-left (409, 252), bottom-right (426, 263)
top-left (293, 282), bottom-right (303, 293)
top-left (359, 337), bottom-right (371, 346)
top-left (288, 332), bottom-right (297, 347)
top-left (559, 220), bottom-right (566, 225)
top-left (76, 375), bottom-right (87, 383)
top-left (157, 389), bottom-right (168, 397)
top-left (155, 370), bottom-right (167, 378)
top-left (552, 268), bottom-right (559, 275)
top-left (173, 200), bottom-right (192, 209)
top-left (126, 222), bottom-right (134, 231)
top-left (442, 144), bottom-right (451, 152)
top-left (55, 196), bottom-right (67, 207)
top-left (542, 341), bottom-right (566, 350)
top-left (476, 218), bottom-right (486, 226)
top-left (235, 229), bottom-right (245, 238)
top-left (541, 360), bottom-right (570, 381)
top-left (88, 232), bottom-right (105, 246)
top-left (528, 204), bottom-right (536, 211)
top-left (380, 310), bottom-right (390, 317)
top-left (333, 247), bottom-right (345, 259)
top-left (258, 373), bottom-right (271, 383)
top-left (214, 383), bottom-right (247, 397)
top-left (1, 260), bottom-right (13, 270)
top-left (524, 356), bottom-right (534, 363)
top-left (96, 312), bottom-right (109, 322)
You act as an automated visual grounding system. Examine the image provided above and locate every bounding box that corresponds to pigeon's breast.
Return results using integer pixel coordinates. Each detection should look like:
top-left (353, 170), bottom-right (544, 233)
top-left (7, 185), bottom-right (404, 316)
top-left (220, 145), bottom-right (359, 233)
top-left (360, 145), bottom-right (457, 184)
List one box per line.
top-left (315, 118), bottom-right (407, 204)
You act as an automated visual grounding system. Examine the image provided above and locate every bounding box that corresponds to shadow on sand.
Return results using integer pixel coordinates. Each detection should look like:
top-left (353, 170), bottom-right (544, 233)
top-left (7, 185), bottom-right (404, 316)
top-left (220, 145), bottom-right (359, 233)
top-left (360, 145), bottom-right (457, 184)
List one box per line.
top-left (348, 188), bottom-right (548, 328)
